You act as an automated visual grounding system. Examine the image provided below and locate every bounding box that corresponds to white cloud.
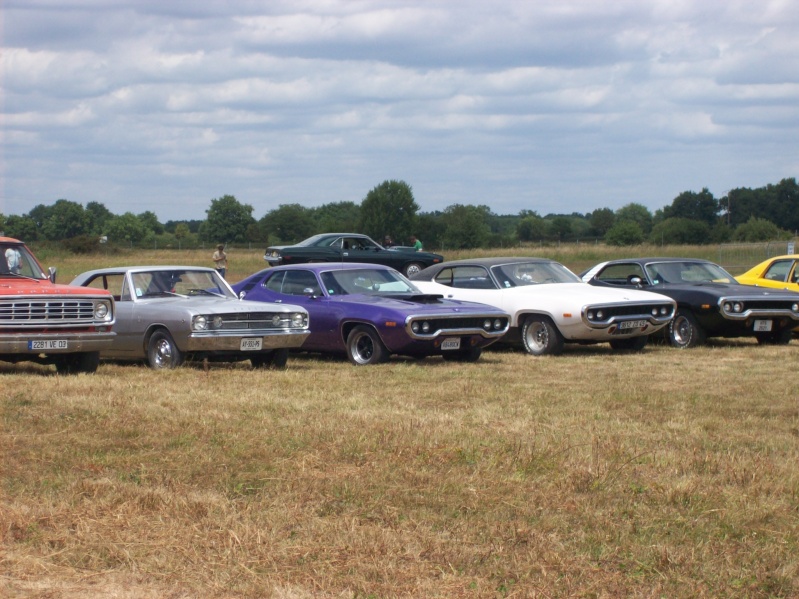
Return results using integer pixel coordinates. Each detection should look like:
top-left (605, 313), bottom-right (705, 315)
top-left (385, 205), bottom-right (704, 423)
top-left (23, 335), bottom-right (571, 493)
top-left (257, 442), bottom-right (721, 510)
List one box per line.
top-left (1, 0), bottom-right (797, 222)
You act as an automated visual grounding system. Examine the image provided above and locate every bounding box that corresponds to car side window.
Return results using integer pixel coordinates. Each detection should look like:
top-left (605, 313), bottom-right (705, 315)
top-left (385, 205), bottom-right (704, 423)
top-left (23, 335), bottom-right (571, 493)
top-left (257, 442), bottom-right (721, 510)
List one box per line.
top-left (280, 270), bottom-right (322, 296)
top-left (83, 273), bottom-right (126, 301)
top-left (443, 266), bottom-right (494, 289)
top-left (595, 263), bottom-right (644, 285)
top-left (264, 271), bottom-right (286, 293)
top-left (764, 260), bottom-right (792, 282)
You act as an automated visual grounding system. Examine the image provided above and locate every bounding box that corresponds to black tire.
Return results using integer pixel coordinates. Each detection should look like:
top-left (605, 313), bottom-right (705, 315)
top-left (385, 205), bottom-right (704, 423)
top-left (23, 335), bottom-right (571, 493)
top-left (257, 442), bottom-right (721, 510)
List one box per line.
top-left (346, 325), bottom-right (388, 365)
top-left (521, 315), bottom-right (564, 356)
top-left (147, 330), bottom-right (184, 369)
top-left (609, 336), bottom-right (648, 352)
top-left (442, 345), bottom-right (482, 362)
top-left (755, 327), bottom-right (793, 345)
top-left (250, 348), bottom-right (290, 369)
top-left (668, 310), bottom-right (706, 349)
top-left (54, 352), bottom-right (101, 375)
top-left (403, 262), bottom-right (424, 277)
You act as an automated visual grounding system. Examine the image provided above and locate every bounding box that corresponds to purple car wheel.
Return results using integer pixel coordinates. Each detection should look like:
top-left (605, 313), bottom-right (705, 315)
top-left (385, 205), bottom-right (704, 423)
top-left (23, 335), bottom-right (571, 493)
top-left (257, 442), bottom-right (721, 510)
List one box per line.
top-left (346, 325), bottom-right (388, 365)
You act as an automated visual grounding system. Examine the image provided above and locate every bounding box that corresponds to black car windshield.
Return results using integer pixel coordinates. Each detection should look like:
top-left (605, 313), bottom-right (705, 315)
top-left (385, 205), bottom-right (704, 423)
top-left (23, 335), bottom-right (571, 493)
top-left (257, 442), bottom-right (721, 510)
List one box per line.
top-left (0, 244), bottom-right (47, 279)
top-left (645, 261), bottom-right (736, 285)
top-left (491, 262), bottom-right (581, 287)
top-left (131, 270), bottom-right (233, 299)
top-left (320, 268), bottom-right (419, 296)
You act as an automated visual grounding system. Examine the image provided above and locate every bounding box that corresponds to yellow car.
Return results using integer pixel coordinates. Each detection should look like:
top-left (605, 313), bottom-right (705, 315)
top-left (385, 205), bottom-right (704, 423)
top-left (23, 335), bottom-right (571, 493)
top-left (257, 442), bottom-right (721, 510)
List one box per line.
top-left (736, 255), bottom-right (799, 340)
top-left (736, 255), bottom-right (799, 291)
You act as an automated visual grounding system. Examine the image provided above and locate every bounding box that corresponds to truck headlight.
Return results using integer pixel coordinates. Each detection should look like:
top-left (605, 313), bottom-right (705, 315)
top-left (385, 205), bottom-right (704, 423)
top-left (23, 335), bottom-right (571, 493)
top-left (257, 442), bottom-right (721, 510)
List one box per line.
top-left (94, 302), bottom-right (110, 320)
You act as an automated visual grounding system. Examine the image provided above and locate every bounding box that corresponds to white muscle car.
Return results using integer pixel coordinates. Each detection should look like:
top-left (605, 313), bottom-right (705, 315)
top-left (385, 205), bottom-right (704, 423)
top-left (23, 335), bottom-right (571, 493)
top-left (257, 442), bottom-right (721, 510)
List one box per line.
top-left (410, 257), bottom-right (676, 355)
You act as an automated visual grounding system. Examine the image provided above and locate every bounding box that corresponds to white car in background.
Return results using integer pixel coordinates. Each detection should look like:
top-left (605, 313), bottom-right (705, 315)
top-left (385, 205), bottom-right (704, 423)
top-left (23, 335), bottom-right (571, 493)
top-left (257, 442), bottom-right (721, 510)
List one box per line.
top-left (410, 257), bottom-right (676, 355)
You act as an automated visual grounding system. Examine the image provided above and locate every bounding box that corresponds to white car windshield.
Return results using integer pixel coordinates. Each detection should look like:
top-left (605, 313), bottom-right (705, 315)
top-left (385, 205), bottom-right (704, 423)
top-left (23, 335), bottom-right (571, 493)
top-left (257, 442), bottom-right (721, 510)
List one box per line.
top-left (320, 268), bottom-right (419, 296)
top-left (131, 270), bottom-right (233, 299)
top-left (491, 262), bottom-right (581, 287)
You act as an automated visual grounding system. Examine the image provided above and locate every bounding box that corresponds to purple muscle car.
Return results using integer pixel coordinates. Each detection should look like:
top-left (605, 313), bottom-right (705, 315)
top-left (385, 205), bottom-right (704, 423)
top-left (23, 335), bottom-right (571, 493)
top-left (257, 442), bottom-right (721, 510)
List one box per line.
top-left (231, 263), bottom-right (510, 365)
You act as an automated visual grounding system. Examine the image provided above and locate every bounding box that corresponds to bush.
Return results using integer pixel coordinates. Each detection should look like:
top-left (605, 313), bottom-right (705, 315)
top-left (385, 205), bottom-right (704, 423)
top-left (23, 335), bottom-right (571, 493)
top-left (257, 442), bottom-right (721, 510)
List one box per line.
top-left (605, 221), bottom-right (644, 246)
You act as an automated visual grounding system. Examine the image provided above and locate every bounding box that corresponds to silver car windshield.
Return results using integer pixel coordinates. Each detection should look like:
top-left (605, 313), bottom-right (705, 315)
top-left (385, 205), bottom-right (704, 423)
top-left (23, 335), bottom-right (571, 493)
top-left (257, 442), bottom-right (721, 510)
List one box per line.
top-left (491, 262), bottom-right (581, 287)
top-left (645, 261), bottom-right (735, 285)
top-left (131, 270), bottom-right (233, 299)
top-left (320, 269), bottom-right (419, 296)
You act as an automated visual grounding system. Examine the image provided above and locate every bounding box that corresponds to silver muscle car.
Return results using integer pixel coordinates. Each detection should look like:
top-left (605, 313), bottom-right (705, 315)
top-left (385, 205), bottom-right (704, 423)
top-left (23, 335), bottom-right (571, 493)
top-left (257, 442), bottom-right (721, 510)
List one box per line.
top-left (71, 266), bottom-right (310, 369)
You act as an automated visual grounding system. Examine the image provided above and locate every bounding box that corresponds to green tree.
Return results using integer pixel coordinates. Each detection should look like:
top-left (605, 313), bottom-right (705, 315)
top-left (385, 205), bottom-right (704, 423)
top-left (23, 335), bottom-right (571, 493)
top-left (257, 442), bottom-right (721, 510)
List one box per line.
top-left (662, 188), bottom-right (718, 226)
top-left (4, 215), bottom-right (39, 241)
top-left (589, 208), bottom-right (615, 237)
top-left (85, 201), bottom-right (114, 235)
top-left (313, 201), bottom-right (360, 233)
top-left (358, 180), bottom-right (419, 243)
top-left (732, 216), bottom-right (789, 242)
top-left (415, 212), bottom-right (446, 249)
top-left (649, 218), bottom-right (710, 245)
top-left (41, 199), bottom-right (88, 240)
top-left (107, 212), bottom-right (149, 244)
top-left (517, 214), bottom-right (549, 242)
top-left (138, 211), bottom-right (164, 235)
top-left (260, 204), bottom-right (316, 243)
top-left (615, 203), bottom-right (653, 234)
top-left (441, 204), bottom-right (491, 249)
top-left (203, 195), bottom-right (256, 243)
top-left (548, 216), bottom-right (572, 241)
top-left (605, 221), bottom-right (644, 246)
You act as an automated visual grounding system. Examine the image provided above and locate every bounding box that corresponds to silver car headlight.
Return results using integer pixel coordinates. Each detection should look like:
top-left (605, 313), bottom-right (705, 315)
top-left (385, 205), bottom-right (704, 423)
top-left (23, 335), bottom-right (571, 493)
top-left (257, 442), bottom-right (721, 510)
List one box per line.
top-left (192, 315), bottom-right (208, 331)
top-left (291, 312), bottom-right (308, 328)
top-left (494, 319), bottom-right (504, 330)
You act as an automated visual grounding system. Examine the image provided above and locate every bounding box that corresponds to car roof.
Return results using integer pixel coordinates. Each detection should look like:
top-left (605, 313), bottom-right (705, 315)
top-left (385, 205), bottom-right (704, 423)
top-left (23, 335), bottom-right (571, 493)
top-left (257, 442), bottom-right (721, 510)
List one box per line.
top-left (246, 262), bottom-right (393, 278)
top-left (603, 257), bottom-right (716, 265)
top-left (77, 265), bottom-right (218, 276)
top-left (436, 257), bottom-right (555, 266)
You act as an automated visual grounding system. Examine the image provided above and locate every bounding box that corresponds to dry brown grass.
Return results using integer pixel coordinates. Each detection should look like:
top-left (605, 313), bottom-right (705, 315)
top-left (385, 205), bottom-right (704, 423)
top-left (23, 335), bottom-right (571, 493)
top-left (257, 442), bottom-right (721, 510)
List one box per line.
top-left (3, 339), bottom-right (799, 598)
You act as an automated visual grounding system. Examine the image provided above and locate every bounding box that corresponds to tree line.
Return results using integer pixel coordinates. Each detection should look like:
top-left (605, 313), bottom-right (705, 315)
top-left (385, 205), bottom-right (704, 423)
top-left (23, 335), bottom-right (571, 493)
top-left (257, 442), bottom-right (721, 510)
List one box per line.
top-left (1, 178), bottom-right (796, 251)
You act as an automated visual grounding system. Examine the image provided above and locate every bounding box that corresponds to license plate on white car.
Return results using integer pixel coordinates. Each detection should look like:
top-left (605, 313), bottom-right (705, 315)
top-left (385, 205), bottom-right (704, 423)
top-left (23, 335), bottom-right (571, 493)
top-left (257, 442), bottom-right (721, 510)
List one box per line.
top-left (441, 338), bottom-right (461, 351)
top-left (28, 339), bottom-right (68, 350)
top-left (619, 320), bottom-right (647, 330)
top-left (240, 338), bottom-right (263, 351)
top-left (753, 319), bottom-right (772, 332)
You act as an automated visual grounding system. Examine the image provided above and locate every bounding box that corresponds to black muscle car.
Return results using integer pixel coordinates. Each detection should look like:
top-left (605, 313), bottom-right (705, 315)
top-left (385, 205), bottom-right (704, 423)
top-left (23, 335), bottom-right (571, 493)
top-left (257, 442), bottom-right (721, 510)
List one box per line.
top-left (263, 233), bottom-right (443, 277)
top-left (581, 258), bottom-right (799, 348)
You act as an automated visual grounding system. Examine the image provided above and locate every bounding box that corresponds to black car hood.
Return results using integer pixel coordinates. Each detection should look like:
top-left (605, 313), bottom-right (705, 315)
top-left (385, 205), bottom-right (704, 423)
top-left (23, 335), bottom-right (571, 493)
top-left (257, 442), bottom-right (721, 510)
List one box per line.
top-left (659, 282), bottom-right (798, 298)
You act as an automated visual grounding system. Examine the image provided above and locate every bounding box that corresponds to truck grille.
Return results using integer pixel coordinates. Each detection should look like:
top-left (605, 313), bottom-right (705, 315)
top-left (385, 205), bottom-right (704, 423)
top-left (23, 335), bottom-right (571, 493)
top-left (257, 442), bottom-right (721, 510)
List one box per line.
top-left (0, 299), bottom-right (97, 325)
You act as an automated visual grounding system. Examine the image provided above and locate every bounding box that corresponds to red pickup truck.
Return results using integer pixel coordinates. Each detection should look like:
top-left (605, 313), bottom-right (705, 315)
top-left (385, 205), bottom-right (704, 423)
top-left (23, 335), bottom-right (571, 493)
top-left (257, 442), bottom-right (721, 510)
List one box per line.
top-left (0, 236), bottom-right (115, 373)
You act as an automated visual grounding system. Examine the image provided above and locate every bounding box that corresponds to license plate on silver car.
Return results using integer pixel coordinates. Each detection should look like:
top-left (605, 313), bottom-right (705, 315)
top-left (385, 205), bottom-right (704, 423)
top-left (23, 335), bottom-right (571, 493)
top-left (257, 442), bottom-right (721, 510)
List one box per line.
top-left (441, 338), bottom-right (461, 350)
top-left (619, 320), bottom-right (647, 330)
top-left (753, 319), bottom-right (772, 332)
top-left (240, 338), bottom-right (263, 351)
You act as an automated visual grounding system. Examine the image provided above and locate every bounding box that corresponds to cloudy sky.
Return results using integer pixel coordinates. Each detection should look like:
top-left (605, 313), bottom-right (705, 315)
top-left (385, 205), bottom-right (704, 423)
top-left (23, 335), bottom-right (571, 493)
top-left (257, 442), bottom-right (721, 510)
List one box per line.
top-left (2, 0), bottom-right (797, 223)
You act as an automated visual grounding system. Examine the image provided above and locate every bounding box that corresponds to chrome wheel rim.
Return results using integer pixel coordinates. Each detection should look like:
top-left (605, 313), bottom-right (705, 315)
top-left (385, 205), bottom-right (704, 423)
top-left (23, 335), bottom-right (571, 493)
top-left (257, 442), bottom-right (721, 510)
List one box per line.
top-left (525, 322), bottom-right (548, 353)
top-left (351, 332), bottom-right (375, 364)
top-left (153, 339), bottom-right (174, 368)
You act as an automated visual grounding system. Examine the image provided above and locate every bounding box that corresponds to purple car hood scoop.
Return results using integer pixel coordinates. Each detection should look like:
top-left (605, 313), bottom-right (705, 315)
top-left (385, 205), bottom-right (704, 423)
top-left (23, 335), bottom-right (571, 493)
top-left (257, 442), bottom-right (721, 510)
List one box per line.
top-left (382, 293), bottom-right (444, 303)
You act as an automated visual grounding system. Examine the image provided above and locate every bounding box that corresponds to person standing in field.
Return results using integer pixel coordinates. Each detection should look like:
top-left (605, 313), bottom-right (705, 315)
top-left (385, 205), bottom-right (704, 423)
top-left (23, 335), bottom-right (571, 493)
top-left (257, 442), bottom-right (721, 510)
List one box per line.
top-left (410, 235), bottom-right (423, 251)
top-left (212, 244), bottom-right (228, 279)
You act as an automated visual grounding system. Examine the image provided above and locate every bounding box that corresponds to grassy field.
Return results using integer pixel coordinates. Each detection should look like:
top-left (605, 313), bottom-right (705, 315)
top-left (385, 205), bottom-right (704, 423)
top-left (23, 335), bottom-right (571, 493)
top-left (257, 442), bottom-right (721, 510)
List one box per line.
top-left (3, 246), bottom-right (799, 597)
